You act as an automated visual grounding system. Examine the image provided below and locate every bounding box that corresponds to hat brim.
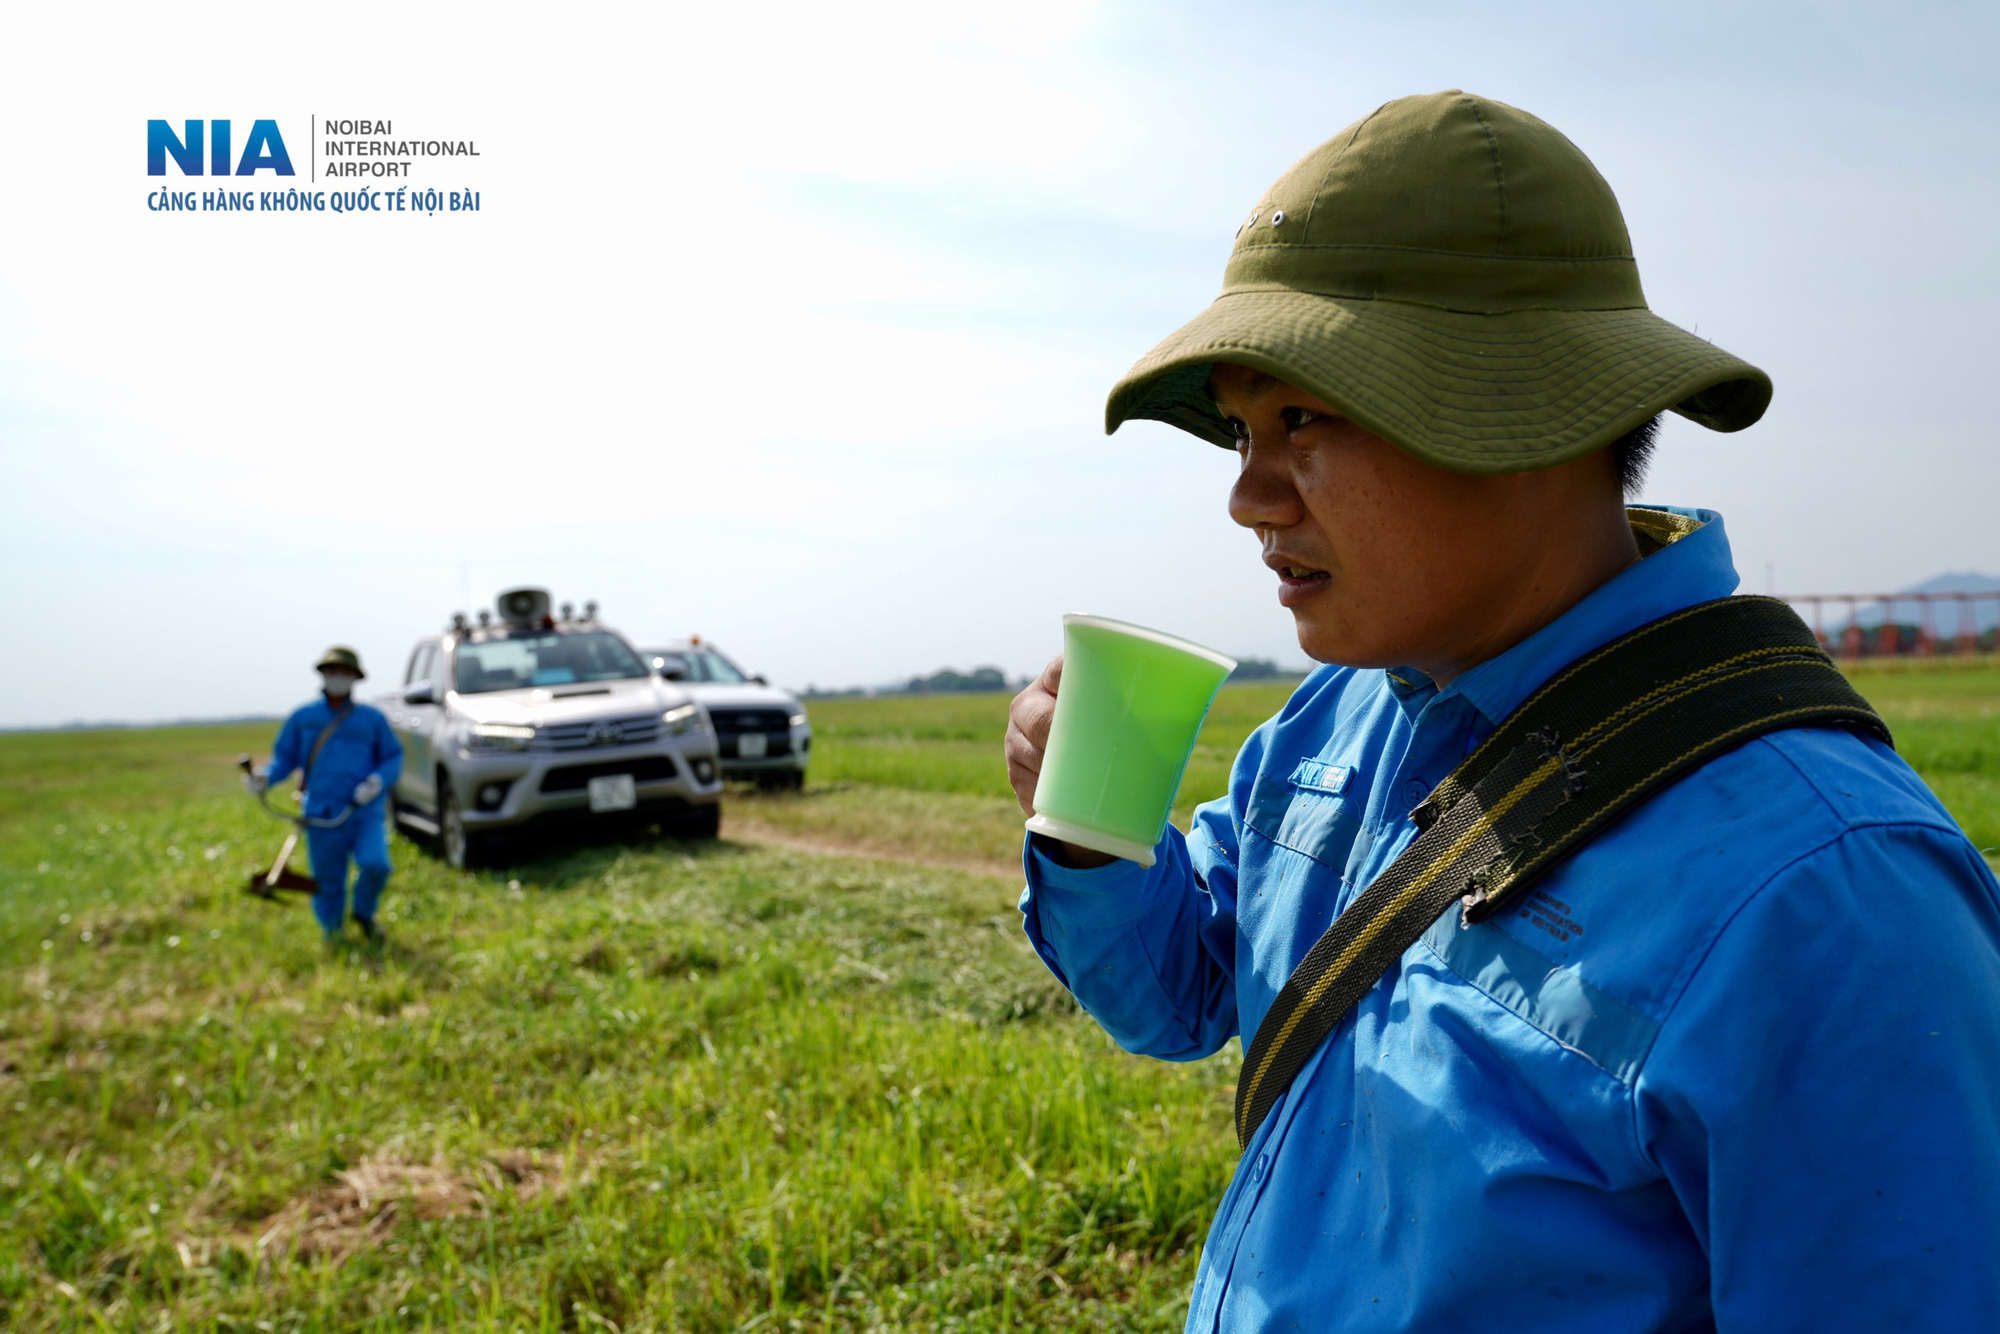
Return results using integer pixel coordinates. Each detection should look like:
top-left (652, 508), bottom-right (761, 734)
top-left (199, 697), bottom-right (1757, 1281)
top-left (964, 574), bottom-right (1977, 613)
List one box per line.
top-left (316, 659), bottom-right (366, 680)
top-left (1105, 291), bottom-right (1771, 473)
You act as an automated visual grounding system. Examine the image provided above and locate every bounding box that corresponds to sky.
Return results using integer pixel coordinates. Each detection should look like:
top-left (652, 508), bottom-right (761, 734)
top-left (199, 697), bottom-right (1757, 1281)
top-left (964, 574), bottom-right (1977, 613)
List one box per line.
top-left (1, 0), bottom-right (1995, 727)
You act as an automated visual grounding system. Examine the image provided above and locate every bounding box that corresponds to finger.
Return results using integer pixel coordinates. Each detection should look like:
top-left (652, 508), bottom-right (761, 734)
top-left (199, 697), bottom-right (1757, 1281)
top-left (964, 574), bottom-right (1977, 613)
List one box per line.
top-left (1006, 705), bottom-right (1052, 766)
top-left (1004, 724), bottom-right (1043, 787)
top-left (1006, 759), bottom-right (1038, 816)
top-left (1017, 691), bottom-right (1056, 750)
top-left (1006, 656), bottom-right (1065, 817)
top-left (1006, 688), bottom-right (1047, 745)
top-left (1003, 721), bottom-right (1044, 816)
top-left (1003, 717), bottom-right (1043, 779)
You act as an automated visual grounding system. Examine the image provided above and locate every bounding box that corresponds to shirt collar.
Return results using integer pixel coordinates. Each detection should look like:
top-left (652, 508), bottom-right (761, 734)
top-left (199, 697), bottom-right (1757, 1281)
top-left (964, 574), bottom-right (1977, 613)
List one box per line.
top-left (1406, 506), bottom-right (1741, 728)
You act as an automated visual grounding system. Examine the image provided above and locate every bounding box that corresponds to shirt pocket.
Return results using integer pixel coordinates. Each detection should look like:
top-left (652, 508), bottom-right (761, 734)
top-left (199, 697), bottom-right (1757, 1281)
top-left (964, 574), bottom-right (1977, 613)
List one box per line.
top-left (1245, 759), bottom-right (1364, 873)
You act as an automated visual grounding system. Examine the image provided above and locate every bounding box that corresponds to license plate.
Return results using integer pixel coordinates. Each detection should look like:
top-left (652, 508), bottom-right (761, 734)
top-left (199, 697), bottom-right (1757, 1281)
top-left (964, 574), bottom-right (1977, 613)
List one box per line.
top-left (587, 774), bottom-right (637, 812)
top-left (737, 733), bottom-right (767, 758)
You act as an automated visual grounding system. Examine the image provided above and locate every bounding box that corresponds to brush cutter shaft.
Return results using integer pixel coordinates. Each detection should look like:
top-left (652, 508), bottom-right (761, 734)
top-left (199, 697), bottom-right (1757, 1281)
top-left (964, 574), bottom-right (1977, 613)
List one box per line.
top-left (267, 831), bottom-right (299, 887)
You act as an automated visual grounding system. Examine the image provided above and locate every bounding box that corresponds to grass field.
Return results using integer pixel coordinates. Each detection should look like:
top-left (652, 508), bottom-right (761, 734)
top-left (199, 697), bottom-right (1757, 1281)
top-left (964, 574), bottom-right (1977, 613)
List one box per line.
top-left (3, 669), bottom-right (1996, 1331)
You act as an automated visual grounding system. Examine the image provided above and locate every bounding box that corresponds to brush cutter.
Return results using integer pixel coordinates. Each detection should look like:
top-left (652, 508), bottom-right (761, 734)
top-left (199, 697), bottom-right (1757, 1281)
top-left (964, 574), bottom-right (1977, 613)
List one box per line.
top-left (237, 754), bottom-right (354, 902)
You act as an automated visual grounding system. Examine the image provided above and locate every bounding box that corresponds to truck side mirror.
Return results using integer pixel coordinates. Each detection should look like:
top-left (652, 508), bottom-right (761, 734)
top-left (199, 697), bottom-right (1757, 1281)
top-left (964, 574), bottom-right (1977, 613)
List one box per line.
top-left (751, 673), bottom-right (769, 685)
top-left (403, 681), bottom-right (437, 705)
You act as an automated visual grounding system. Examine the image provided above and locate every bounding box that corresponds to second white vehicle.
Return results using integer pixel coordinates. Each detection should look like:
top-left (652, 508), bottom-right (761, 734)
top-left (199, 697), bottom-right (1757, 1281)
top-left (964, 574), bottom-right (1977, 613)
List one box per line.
top-left (642, 639), bottom-right (811, 789)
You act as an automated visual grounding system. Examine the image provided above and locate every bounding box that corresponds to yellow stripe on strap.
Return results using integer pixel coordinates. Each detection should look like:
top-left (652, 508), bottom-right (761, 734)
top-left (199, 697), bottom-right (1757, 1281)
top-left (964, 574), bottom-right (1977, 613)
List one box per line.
top-left (1236, 751), bottom-right (1565, 1141)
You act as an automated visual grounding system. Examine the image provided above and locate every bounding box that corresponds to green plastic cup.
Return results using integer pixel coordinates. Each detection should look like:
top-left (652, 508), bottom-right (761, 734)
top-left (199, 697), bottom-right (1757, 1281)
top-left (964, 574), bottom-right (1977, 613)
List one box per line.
top-left (1027, 614), bottom-right (1237, 867)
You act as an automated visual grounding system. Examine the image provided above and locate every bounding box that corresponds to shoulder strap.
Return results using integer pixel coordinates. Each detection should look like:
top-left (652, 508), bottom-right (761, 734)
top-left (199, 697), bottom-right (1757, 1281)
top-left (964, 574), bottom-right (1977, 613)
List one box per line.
top-left (302, 704), bottom-right (354, 787)
top-left (1232, 596), bottom-right (1889, 1149)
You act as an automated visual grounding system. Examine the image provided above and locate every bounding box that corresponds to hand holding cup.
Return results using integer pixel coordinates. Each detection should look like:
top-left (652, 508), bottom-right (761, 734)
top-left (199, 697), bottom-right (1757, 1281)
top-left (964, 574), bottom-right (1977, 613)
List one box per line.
top-left (1015, 616), bottom-right (1235, 869)
top-left (1007, 657), bottom-right (1116, 868)
top-left (1005, 656), bottom-right (1061, 816)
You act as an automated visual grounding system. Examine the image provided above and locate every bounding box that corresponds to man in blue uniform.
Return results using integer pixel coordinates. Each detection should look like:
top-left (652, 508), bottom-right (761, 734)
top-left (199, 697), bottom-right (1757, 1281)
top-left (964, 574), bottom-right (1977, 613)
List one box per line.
top-left (1005, 93), bottom-right (2000, 1329)
top-left (248, 646), bottom-right (403, 942)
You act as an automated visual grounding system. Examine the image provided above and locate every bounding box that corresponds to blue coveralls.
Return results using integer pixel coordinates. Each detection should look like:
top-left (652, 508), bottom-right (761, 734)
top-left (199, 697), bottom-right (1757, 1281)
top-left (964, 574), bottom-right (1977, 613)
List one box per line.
top-left (266, 696), bottom-right (404, 936)
top-left (1021, 508), bottom-right (2000, 1331)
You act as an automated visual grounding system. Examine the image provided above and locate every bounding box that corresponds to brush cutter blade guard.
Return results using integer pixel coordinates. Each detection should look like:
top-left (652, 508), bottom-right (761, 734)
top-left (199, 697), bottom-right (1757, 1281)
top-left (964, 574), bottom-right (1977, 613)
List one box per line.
top-left (244, 823), bottom-right (318, 903)
top-left (245, 866), bottom-right (318, 901)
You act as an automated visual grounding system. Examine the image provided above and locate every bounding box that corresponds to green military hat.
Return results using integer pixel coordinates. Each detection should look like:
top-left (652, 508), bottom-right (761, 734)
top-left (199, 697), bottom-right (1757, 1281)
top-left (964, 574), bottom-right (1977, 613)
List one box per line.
top-left (1106, 90), bottom-right (1772, 474)
top-left (315, 645), bottom-right (366, 679)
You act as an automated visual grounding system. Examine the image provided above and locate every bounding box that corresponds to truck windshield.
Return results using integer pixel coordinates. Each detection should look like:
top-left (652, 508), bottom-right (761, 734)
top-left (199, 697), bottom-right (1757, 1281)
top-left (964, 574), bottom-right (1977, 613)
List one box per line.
top-left (682, 649), bottom-right (750, 684)
top-left (455, 633), bottom-right (649, 693)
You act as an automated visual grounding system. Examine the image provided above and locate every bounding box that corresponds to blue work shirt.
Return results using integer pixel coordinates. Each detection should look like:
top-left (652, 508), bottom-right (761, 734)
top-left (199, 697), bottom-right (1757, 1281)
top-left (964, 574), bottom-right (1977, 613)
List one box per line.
top-left (1021, 508), bottom-right (2000, 1331)
top-left (267, 695), bottom-right (403, 819)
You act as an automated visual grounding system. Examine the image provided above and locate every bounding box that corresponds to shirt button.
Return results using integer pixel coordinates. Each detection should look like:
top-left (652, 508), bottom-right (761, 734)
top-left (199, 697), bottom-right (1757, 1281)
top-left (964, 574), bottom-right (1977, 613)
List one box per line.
top-left (1403, 778), bottom-right (1429, 807)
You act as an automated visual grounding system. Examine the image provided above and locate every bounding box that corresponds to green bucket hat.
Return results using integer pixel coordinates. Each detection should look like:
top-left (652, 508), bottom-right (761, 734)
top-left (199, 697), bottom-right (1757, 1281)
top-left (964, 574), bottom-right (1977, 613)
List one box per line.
top-left (315, 646), bottom-right (365, 679)
top-left (1106, 90), bottom-right (1772, 473)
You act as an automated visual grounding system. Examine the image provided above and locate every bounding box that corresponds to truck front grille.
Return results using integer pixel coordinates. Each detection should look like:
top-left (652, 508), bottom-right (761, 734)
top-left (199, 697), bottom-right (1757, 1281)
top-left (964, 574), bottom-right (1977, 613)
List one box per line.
top-left (711, 708), bottom-right (791, 735)
top-left (533, 714), bottom-right (664, 752)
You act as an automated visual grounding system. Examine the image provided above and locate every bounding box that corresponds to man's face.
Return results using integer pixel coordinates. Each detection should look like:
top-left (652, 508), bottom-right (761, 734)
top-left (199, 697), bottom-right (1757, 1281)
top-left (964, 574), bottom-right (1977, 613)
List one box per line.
top-left (1211, 362), bottom-right (1620, 680)
top-left (320, 668), bottom-right (358, 697)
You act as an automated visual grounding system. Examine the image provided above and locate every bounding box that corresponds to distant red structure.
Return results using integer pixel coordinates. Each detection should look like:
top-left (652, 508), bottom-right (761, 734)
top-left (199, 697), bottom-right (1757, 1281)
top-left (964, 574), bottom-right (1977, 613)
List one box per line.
top-left (1784, 591), bottom-right (2000, 665)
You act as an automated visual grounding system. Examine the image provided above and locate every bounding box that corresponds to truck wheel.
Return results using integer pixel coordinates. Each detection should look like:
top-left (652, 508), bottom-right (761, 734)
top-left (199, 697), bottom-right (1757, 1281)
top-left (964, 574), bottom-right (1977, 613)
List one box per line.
top-left (440, 782), bottom-right (492, 869)
top-left (674, 802), bottom-right (722, 840)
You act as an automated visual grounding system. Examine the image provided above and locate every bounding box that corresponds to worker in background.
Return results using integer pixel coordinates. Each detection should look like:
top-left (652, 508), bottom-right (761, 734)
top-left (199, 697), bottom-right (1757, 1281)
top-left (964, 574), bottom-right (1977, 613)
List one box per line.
top-left (245, 647), bottom-right (403, 943)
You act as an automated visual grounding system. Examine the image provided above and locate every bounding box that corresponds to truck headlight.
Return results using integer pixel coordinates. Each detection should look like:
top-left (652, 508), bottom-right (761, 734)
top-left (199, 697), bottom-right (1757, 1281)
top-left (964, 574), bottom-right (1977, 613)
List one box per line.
top-left (789, 712), bottom-right (808, 728)
top-left (662, 703), bottom-right (707, 735)
top-left (465, 723), bottom-right (534, 752)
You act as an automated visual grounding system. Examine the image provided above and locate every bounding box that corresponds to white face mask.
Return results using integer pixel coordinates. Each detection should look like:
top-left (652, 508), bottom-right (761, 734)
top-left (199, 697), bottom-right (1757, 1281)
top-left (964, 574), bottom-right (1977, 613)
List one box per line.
top-left (321, 672), bottom-right (356, 698)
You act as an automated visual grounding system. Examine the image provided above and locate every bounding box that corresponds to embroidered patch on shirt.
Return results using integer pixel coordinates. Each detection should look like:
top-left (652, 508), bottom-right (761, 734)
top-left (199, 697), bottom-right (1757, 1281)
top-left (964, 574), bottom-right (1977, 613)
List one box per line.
top-left (1288, 759), bottom-right (1352, 795)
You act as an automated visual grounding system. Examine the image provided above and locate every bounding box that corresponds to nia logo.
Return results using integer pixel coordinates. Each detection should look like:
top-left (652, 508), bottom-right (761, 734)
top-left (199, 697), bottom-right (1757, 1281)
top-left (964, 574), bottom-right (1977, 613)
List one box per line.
top-left (147, 120), bottom-right (295, 176)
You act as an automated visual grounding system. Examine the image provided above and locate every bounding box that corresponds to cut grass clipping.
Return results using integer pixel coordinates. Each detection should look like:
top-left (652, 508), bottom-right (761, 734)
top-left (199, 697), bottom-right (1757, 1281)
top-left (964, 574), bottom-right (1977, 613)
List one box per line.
top-left (3, 669), bottom-right (1995, 1329)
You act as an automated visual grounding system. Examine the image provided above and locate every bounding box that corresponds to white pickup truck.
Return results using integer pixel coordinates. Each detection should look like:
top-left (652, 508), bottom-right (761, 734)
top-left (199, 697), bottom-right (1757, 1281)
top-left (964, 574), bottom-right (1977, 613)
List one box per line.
top-left (382, 587), bottom-right (723, 867)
